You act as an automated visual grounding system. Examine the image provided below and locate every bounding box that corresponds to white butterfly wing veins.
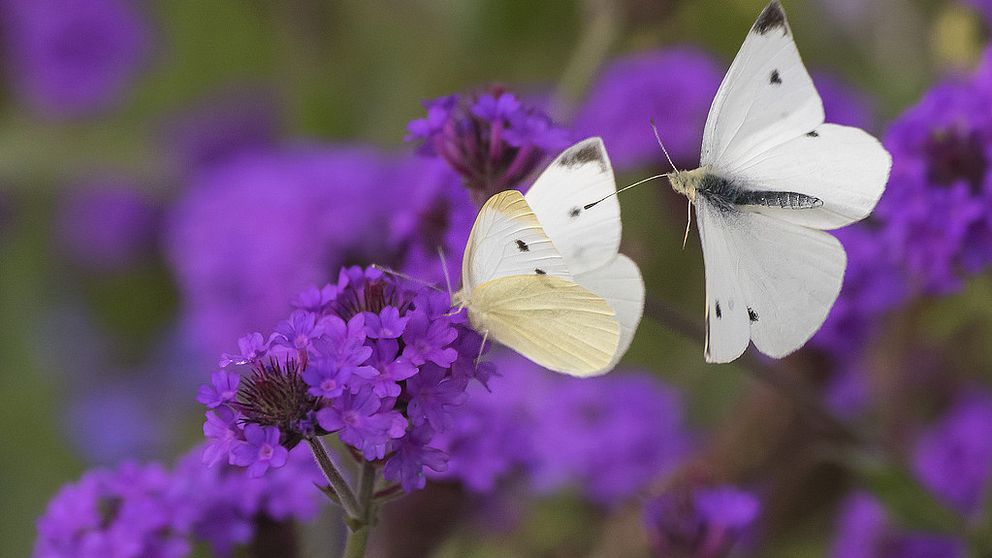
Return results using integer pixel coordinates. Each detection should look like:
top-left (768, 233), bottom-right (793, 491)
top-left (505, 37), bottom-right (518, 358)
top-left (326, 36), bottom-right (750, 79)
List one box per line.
top-left (674, 1), bottom-right (891, 362)
top-left (525, 137), bottom-right (646, 372)
top-left (454, 189), bottom-right (621, 377)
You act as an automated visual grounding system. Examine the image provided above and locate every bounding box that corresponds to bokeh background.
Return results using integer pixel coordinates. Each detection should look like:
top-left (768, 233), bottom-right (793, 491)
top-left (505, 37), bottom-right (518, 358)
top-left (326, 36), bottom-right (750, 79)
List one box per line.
top-left (4, 0), bottom-right (992, 556)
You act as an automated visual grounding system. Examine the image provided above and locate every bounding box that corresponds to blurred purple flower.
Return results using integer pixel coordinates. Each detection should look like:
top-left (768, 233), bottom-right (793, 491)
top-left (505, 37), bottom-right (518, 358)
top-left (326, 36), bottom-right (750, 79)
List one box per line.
top-left (879, 72), bottom-right (992, 294)
top-left (814, 71), bottom-right (878, 130)
top-left (830, 492), bottom-right (966, 558)
top-left (56, 183), bottom-right (159, 272)
top-left (167, 146), bottom-right (401, 355)
top-left (407, 87), bottom-right (571, 205)
top-left (1, 0), bottom-right (150, 117)
top-left (383, 424), bottom-right (449, 492)
top-left (231, 424), bottom-right (289, 478)
top-left (573, 48), bottom-right (723, 171)
top-left (913, 395), bottom-right (992, 517)
top-left (163, 91), bottom-right (278, 175)
top-left (644, 484), bottom-right (761, 558)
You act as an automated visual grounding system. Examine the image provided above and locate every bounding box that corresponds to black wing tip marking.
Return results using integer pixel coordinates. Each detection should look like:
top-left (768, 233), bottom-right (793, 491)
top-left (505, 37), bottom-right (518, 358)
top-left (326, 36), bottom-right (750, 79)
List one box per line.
top-left (515, 239), bottom-right (530, 252)
top-left (806, 130), bottom-right (819, 137)
top-left (770, 69), bottom-right (782, 85)
top-left (535, 268), bottom-right (547, 275)
top-left (753, 1), bottom-right (788, 36)
top-left (560, 143), bottom-right (608, 172)
top-left (747, 307), bottom-right (759, 322)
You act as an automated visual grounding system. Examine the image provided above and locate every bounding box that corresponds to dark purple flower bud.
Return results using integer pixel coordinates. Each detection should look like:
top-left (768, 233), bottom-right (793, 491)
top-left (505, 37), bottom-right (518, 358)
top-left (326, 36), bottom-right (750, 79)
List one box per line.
top-left (407, 87), bottom-right (571, 205)
top-left (234, 359), bottom-right (322, 450)
top-left (231, 424), bottom-right (290, 478)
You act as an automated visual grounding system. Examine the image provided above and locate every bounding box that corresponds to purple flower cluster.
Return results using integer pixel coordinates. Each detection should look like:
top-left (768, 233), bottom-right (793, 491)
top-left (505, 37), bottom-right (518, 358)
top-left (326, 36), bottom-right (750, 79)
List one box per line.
top-left (912, 394), bottom-right (992, 518)
top-left (0, 0), bottom-right (151, 118)
top-left (643, 484), bottom-right (761, 558)
top-left (407, 87), bottom-right (571, 205)
top-left (200, 266), bottom-right (488, 492)
top-left (433, 353), bottom-right (690, 505)
top-left (878, 56), bottom-right (992, 294)
top-left (33, 444), bottom-right (322, 558)
top-left (830, 492), bottom-right (966, 558)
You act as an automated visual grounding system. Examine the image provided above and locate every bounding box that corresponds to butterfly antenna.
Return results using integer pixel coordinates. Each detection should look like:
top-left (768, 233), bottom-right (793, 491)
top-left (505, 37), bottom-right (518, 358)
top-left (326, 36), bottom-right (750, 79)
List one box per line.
top-left (437, 245), bottom-right (453, 299)
top-left (475, 329), bottom-right (490, 369)
top-left (371, 264), bottom-right (443, 292)
top-left (682, 198), bottom-right (693, 250)
top-left (584, 173), bottom-right (668, 210)
top-left (650, 118), bottom-right (679, 173)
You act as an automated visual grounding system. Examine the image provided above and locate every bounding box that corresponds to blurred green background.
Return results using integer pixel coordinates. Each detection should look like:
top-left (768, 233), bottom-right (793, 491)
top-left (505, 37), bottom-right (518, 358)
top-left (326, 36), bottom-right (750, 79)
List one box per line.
top-left (1, 1), bottom-right (988, 556)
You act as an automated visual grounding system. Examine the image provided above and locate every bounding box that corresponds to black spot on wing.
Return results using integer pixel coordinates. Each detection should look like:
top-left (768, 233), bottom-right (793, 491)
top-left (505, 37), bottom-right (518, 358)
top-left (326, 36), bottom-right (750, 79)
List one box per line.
top-left (753, 1), bottom-right (788, 36)
top-left (535, 268), bottom-right (546, 275)
top-left (806, 130), bottom-right (819, 137)
top-left (569, 207), bottom-right (581, 219)
top-left (748, 307), bottom-right (759, 322)
top-left (770, 69), bottom-right (782, 85)
top-left (515, 239), bottom-right (529, 252)
top-left (715, 301), bottom-right (722, 319)
top-left (560, 142), bottom-right (608, 173)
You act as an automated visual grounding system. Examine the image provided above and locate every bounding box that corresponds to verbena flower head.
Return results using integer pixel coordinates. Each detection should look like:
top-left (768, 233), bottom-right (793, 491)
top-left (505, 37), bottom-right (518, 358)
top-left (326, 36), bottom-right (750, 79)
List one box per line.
top-left (34, 444), bottom-right (323, 558)
top-left (643, 484), bottom-right (761, 558)
top-left (200, 266), bottom-right (488, 492)
top-left (912, 394), bottom-right (992, 517)
top-left (830, 492), bottom-right (966, 558)
top-left (573, 48), bottom-right (723, 171)
top-left (1, 0), bottom-right (150, 118)
top-left (406, 87), bottom-right (571, 205)
top-left (879, 63), bottom-right (992, 293)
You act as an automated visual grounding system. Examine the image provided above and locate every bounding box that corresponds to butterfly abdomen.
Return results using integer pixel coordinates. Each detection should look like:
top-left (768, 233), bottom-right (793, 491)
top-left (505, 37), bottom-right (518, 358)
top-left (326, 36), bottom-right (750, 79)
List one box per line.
top-left (695, 173), bottom-right (823, 212)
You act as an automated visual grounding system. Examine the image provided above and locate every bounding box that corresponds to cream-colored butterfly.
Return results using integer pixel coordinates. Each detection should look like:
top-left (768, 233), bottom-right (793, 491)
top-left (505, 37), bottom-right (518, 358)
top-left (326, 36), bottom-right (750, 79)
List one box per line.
top-left (452, 138), bottom-right (644, 377)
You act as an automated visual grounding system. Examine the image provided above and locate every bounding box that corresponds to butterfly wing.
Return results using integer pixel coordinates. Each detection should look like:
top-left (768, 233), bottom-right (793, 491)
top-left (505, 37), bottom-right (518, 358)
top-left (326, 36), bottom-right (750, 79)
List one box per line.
top-left (573, 254), bottom-right (645, 371)
top-left (701, 1), bottom-right (824, 171)
top-left (695, 196), bottom-right (845, 363)
top-left (461, 189), bottom-right (572, 293)
top-left (524, 137), bottom-right (621, 275)
top-left (468, 274), bottom-right (620, 376)
top-left (725, 123), bottom-right (891, 230)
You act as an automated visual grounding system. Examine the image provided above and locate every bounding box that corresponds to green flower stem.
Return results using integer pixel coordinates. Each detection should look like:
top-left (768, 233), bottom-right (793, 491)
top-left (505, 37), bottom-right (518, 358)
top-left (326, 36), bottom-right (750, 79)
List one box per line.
top-left (343, 462), bottom-right (378, 558)
top-left (306, 437), bottom-right (361, 520)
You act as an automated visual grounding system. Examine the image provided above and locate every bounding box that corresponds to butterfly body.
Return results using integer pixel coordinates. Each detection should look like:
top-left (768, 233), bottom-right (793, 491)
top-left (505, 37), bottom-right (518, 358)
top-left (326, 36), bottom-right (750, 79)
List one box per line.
top-left (679, 1), bottom-right (891, 363)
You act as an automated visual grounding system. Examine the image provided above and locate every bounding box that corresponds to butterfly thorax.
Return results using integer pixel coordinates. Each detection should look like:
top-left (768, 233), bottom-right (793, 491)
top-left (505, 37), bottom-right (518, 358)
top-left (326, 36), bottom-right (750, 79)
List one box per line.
top-left (669, 167), bottom-right (710, 202)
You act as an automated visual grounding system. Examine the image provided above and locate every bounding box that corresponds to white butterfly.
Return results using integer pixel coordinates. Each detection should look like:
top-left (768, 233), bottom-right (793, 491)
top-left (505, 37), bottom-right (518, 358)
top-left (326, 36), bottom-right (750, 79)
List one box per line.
top-left (452, 138), bottom-right (645, 376)
top-left (667, 1), bottom-right (891, 363)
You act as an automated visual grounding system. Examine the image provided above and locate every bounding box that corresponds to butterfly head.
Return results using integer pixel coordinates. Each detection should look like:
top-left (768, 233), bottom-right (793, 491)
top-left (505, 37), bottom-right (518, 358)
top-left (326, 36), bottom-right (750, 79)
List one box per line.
top-left (669, 167), bottom-right (709, 202)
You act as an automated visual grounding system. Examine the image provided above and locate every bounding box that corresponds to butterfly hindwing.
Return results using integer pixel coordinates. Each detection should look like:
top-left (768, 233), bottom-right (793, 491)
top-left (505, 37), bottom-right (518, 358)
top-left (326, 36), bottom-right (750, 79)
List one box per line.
top-left (696, 196), bottom-right (845, 362)
top-left (468, 274), bottom-right (620, 377)
top-left (573, 254), bottom-right (645, 371)
top-left (525, 137), bottom-right (621, 275)
top-left (701, 0), bottom-right (824, 172)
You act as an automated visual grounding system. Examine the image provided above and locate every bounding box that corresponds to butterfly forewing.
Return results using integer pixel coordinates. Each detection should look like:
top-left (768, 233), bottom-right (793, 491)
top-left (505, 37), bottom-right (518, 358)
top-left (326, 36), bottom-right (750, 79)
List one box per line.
top-left (701, 0), bottom-right (824, 172)
top-left (468, 274), bottom-right (621, 377)
top-left (461, 189), bottom-right (571, 293)
top-left (525, 137), bottom-right (622, 275)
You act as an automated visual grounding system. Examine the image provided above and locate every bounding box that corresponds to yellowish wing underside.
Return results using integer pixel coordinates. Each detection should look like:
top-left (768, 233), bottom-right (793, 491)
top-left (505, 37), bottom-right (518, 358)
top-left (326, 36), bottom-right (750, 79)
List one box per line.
top-left (469, 274), bottom-right (620, 377)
